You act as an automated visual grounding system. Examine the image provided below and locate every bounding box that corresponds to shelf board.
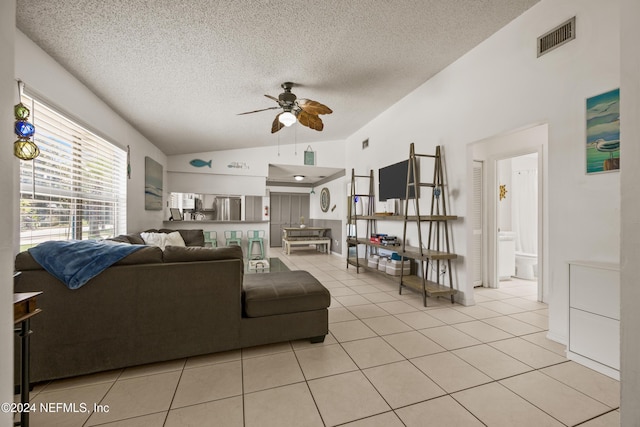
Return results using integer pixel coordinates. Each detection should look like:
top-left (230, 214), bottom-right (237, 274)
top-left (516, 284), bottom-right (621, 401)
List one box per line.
top-left (346, 238), bottom-right (457, 260)
top-left (359, 215), bottom-right (458, 221)
top-left (347, 257), bottom-right (399, 277)
top-left (401, 275), bottom-right (458, 297)
top-left (345, 260), bottom-right (456, 298)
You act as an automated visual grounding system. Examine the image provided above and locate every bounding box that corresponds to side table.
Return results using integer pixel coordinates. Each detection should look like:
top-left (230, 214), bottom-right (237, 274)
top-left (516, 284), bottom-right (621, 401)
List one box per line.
top-left (14, 289), bottom-right (42, 427)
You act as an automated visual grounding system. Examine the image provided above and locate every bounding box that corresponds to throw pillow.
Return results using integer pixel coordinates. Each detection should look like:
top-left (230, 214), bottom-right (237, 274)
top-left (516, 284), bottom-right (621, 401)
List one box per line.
top-left (164, 231), bottom-right (186, 248)
top-left (140, 232), bottom-right (167, 250)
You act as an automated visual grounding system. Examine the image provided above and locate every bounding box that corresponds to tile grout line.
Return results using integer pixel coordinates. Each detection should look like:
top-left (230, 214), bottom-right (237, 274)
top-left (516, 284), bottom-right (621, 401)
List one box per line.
top-left (289, 341), bottom-right (328, 426)
top-left (572, 408), bottom-right (620, 426)
top-left (80, 369), bottom-right (124, 427)
top-left (160, 358), bottom-right (187, 427)
top-left (535, 364), bottom-right (621, 410)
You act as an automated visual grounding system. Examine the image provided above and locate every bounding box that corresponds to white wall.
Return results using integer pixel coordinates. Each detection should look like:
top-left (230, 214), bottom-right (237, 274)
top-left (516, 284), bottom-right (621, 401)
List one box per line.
top-left (1, 2), bottom-right (16, 424)
top-left (620, 0), bottom-right (640, 422)
top-left (346, 0), bottom-right (619, 338)
top-left (14, 31), bottom-right (167, 234)
top-left (168, 138), bottom-right (345, 176)
top-left (167, 139), bottom-right (346, 219)
top-left (309, 177), bottom-right (346, 222)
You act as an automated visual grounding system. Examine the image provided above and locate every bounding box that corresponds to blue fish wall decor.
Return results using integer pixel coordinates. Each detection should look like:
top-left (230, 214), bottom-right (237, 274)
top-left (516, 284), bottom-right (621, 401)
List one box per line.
top-left (190, 159), bottom-right (212, 168)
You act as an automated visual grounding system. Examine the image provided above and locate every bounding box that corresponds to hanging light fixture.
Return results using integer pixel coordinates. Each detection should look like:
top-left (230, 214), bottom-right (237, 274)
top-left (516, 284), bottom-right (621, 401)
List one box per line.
top-left (13, 80), bottom-right (39, 160)
top-left (279, 111), bottom-right (297, 127)
top-left (294, 175), bottom-right (305, 181)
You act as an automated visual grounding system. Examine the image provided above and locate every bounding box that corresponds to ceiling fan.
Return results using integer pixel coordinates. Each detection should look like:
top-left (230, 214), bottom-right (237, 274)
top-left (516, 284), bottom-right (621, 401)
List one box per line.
top-left (238, 82), bottom-right (332, 133)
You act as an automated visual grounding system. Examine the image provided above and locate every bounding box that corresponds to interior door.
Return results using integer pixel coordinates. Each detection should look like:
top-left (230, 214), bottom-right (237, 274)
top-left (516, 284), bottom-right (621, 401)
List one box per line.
top-left (269, 193), bottom-right (310, 247)
top-left (270, 194), bottom-right (285, 247)
top-left (290, 195), bottom-right (302, 227)
top-left (290, 194), bottom-right (310, 227)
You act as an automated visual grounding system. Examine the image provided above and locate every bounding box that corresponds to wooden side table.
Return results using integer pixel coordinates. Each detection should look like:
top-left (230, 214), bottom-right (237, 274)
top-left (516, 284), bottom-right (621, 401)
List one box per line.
top-left (14, 290), bottom-right (42, 427)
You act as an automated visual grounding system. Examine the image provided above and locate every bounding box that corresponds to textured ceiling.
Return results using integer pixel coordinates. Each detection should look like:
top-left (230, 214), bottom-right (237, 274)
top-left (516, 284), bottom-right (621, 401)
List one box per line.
top-left (16, 0), bottom-right (539, 156)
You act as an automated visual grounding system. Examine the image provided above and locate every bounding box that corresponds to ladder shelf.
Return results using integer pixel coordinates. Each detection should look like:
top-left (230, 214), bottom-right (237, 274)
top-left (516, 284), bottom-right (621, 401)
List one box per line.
top-left (400, 143), bottom-right (457, 306)
top-left (345, 169), bottom-right (376, 273)
top-left (345, 145), bottom-right (458, 307)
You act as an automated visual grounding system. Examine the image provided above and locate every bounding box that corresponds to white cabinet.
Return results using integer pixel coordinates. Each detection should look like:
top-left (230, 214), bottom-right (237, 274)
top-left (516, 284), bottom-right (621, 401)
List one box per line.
top-left (568, 261), bottom-right (620, 380)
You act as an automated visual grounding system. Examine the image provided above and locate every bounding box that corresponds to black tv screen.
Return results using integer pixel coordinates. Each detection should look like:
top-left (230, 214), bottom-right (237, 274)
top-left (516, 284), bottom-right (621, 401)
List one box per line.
top-left (378, 159), bottom-right (416, 201)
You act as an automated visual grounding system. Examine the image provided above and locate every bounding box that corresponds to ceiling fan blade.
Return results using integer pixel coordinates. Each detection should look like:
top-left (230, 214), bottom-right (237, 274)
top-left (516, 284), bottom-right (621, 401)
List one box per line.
top-left (298, 99), bottom-right (332, 115)
top-left (271, 113), bottom-right (285, 133)
top-left (264, 94), bottom-right (280, 103)
top-left (297, 110), bottom-right (324, 131)
top-left (237, 106), bottom-right (280, 115)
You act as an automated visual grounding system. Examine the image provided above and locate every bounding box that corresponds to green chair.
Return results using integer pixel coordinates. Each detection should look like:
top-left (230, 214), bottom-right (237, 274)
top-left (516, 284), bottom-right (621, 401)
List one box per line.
top-left (204, 231), bottom-right (218, 248)
top-left (225, 230), bottom-right (243, 247)
top-left (247, 230), bottom-right (265, 260)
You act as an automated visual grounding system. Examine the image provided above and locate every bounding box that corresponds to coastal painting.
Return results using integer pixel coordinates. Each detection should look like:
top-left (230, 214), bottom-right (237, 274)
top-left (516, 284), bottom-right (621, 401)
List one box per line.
top-left (586, 88), bottom-right (620, 174)
top-left (145, 156), bottom-right (163, 210)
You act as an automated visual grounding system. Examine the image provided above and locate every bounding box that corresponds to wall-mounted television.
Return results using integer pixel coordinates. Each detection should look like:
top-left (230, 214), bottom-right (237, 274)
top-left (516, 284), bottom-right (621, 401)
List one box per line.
top-left (378, 159), bottom-right (417, 201)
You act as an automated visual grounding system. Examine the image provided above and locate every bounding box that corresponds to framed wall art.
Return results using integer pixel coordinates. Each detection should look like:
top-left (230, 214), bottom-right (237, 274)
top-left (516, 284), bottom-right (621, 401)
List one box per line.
top-left (304, 145), bottom-right (316, 166)
top-left (145, 156), bottom-right (163, 210)
top-left (586, 88), bottom-right (620, 174)
top-left (320, 187), bottom-right (330, 212)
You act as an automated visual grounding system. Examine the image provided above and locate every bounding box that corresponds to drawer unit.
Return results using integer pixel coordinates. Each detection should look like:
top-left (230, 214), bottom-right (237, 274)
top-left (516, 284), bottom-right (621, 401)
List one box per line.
top-left (568, 261), bottom-right (620, 379)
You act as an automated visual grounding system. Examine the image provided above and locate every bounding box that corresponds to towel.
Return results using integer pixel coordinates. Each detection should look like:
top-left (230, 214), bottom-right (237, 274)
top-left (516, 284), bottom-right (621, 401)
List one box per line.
top-left (28, 240), bottom-right (144, 289)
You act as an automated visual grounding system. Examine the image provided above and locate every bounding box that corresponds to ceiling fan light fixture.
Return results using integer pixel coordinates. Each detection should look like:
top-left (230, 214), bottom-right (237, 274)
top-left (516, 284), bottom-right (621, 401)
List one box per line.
top-left (294, 175), bottom-right (305, 181)
top-left (279, 111), bottom-right (297, 127)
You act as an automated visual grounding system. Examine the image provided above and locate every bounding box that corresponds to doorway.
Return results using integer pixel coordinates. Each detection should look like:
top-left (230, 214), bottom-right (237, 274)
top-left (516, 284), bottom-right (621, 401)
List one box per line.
top-left (469, 123), bottom-right (547, 303)
top-left (497, 153), bottom-right (539, 290)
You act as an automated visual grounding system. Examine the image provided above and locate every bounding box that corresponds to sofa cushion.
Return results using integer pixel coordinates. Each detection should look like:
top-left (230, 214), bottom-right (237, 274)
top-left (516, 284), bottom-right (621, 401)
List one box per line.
top-left (162, 245), bottom-right (243, 263)
top-left (242, 271), bottom-right (330, 318)
top-left (108, 233), bottom-right (145, 245)
top-left (160, 229), bottom-right (204, 247)
top-left (15, 251), bottom-right (45, 271)
top-left (113, 246), bottom-right (164, 265)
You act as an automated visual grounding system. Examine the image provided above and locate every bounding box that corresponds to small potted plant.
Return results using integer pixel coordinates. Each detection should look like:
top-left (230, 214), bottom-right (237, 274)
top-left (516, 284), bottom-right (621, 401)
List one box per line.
top-left (300, 216), bottom-right (306, 228)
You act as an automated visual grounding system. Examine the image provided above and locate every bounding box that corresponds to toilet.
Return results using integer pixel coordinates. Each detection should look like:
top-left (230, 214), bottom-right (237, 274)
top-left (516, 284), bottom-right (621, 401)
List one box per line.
top-left (515, 252), bottom-right (537, 280)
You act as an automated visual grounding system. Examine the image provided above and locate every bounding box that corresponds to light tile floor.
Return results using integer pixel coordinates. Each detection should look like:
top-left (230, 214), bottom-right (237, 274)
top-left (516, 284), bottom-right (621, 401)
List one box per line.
top-left (17, 251), bottom-right (620, 426)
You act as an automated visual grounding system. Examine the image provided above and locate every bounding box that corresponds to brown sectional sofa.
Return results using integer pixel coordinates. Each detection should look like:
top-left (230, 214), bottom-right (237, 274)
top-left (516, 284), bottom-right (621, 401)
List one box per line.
top-left (14, 229), bottom-right (330, 384)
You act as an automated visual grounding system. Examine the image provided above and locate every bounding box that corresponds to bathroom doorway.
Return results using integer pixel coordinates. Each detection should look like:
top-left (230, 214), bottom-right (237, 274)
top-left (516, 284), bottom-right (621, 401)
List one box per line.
top-left (469, 123), bottom-right (547, 303)
top-left (497, 153), bottom-right (539, 287)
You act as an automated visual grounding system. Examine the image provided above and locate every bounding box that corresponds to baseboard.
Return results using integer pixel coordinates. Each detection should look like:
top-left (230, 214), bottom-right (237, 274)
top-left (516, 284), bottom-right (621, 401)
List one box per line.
top-left (455, 291), bottom-right (475, 306)
top-left (545, 330), bottom-right (567, 346)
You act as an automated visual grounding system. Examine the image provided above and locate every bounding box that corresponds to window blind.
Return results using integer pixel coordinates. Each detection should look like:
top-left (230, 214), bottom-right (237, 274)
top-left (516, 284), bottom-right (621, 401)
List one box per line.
top-left (19, 94), bottom-right (127, 249)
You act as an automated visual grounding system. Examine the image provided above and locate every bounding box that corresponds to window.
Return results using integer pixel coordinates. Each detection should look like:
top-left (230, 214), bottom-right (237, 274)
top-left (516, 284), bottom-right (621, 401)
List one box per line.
top-left (19, 94), bottom-right (127, 250)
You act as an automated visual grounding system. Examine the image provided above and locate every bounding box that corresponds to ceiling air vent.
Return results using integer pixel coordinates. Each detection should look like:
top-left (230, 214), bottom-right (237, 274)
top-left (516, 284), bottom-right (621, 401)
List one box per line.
top-left (537, 17), bottom-right (575, 57)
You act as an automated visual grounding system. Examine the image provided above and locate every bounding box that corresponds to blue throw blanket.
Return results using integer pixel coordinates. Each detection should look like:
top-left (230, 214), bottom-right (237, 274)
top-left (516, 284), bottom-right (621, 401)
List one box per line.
top-left (28, 240), bottom-right (145, 289)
